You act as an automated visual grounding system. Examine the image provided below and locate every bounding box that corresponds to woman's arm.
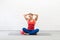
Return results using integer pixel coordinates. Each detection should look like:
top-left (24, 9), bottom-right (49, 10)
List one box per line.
top-left (24, 14), bottom-right (30, 21)
top-left (33, 14), bottom-right (38, 21)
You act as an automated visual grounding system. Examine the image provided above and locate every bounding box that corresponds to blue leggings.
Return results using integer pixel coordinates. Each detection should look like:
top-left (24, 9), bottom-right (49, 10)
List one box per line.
top-left (22, 28), bottom-right (39, 35)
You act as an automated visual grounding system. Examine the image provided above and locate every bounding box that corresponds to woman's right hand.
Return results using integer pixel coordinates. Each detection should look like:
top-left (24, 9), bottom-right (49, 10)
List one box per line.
top-left (24, 14), bottom-right (30, 20)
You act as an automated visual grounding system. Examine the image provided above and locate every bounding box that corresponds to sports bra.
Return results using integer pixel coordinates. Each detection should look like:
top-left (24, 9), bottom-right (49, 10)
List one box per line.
top-left (28, 20), bottom-right (36, 30)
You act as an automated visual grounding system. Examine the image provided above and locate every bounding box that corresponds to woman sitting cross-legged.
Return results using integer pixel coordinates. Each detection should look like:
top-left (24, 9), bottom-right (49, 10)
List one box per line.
top-left (22, 13), bottom-right (39, 35)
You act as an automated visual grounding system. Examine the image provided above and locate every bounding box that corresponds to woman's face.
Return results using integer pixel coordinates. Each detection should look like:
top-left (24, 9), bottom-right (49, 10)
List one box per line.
top-left (29, 14), bottom-right (33, 20)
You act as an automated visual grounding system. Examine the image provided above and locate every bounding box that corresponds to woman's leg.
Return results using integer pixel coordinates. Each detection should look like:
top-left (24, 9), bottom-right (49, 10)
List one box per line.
top-left (22, 28), bottom-right (29, 33)
top-left (29, 29), bottom-right (39, 35)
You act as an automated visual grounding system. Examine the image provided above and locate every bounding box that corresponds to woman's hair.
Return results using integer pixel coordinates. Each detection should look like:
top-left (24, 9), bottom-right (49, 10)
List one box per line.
top-left (29, 13), bottom-right (33, 16)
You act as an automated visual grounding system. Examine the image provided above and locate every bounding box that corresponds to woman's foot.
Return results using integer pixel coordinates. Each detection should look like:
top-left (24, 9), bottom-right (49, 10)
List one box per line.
top-left (20, 30), bottom-right (26, 35)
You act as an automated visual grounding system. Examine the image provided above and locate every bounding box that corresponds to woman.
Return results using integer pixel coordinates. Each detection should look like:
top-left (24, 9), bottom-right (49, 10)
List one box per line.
top-left (23, 13), bottom-right (39, 35)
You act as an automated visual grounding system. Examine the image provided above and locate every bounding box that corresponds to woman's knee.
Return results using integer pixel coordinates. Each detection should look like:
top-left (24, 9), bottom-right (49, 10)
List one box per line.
top-left (23, 28), bottom-right (27, 30)
top-left (22, 28), bottom-right (29, 33)
top-left (35, 29), bottom-right (39, 32)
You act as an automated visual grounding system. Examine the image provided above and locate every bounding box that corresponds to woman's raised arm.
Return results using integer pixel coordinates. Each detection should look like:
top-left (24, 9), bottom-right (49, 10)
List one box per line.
top-left (33, 14), bottom-right (38, 21)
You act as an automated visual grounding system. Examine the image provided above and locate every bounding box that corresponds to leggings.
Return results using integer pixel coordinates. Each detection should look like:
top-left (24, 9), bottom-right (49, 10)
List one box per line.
top-left (22, 28), bottom-right (39, 35)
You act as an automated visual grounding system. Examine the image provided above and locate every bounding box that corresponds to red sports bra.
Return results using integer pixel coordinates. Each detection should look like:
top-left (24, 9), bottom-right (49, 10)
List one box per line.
top-left (28, 20), bottom-right (36, 30)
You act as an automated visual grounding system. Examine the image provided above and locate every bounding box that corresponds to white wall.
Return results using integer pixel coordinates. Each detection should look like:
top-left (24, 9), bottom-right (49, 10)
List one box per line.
top-left (0, 0), bottom-right (60, 30)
